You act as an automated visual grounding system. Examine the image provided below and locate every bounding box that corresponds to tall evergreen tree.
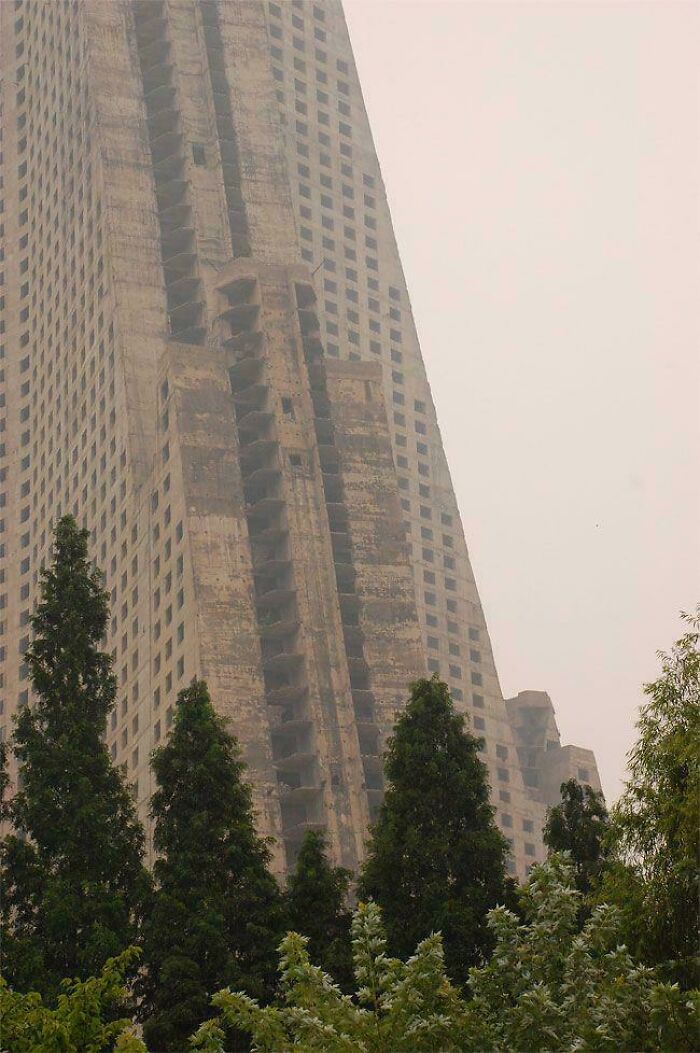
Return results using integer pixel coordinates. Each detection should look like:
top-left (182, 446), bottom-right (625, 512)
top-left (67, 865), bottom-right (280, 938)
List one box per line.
top-left (543, 778), bottom-right (609, 897)
top-left (139, 678), bottom-right (285, 1053)
top-left (0, 516), bottom-right (149, 1002)
top-left (285, 830), bottom-right (353, 990)
top-left (359, 676), bottom-right (509, 981)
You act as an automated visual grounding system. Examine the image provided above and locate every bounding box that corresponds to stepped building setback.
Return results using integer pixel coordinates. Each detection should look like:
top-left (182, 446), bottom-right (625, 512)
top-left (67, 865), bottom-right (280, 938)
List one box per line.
top-left (0, 0), bottom-right (600, 878)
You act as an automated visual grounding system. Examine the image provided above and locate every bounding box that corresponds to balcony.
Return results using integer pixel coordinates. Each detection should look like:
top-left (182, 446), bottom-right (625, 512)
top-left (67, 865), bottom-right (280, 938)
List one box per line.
top-left (322, 471), bottom-right (343, 499)
top-left (295, 283), bottom-right (316, 310)
top-left (274, 748), bottom-right (316, 774)
top-left (219, 275), bottom-right (256, 306)
top-left (265, 683), bottom-right (307, 706)
top-left (314, 418), bottom-right (335, 445)
top-left (158, 202), bottom-right (192, 234)
top-left (297, 308), bottom-right (321, 335)
top-left (334, 562), bottom-right (357, 593)
top-left (153, 149), bottom-right (185, 180)
top-left (168, 298), bottom-right (204, 330)
top-left (252, 556), bottom-right (290, 581)
top-left (155, 176), bottom-right (188, 210)
top-left (142, 62), bottom-right (173, 95)
top-left (302, 333), bottom-right (324, 362)
top-left (228, 357), bottom-right (263, 392)
top-left (238, 437), bottom-right (278, 469)
top-left (224, 329), bottom-right (263, 356)
top-left (169, 323), bottom-right (206, 346)
top-left (259, 615), bottom-right (300, 641)
top-left (236, 408), bottom-right (273, 439)
top-left (147, 104), bottom-right (179, 138)
top-left (143, 83), bottom-right (177, 112)
top-left (232, 380), bottom-right (267, 409)
top-left (246, 495), bottom-right (285, 519)
top-left (220, 302), bottom-right (259, 334)
top-left (165, 274), bottom-right (199, 309)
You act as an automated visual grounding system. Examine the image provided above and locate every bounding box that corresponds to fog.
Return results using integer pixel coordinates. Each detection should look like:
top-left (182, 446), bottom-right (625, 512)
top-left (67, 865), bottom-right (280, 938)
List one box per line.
top-left (344, 0), bottom-right (700, 801)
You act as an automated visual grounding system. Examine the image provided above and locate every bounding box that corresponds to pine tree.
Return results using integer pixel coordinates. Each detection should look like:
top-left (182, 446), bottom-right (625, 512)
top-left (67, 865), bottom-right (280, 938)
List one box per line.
top-left (543, 778), bottom-right (609, 898)
top-left (0, 516), bottom-right (149, 1002)
top-left (139, 678), bottom-right (285, 1053)
top-left (359, 676), bottom-right (509, 981)
top-left (285, 830), bottom-right (353, 990)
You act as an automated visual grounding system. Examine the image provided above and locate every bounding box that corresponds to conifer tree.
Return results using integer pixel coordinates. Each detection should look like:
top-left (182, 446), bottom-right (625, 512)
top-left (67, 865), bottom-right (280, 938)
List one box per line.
top-left (139, 678), bottom-right (285, 1053)
top-left (359, 676), bottom-right (509, 981)
top-left (285, 830), bottom-right (353, 990)
top-left (543, 777), bottom-right (609, 897)
top-left (0, 516), bottom-right (149, 1002)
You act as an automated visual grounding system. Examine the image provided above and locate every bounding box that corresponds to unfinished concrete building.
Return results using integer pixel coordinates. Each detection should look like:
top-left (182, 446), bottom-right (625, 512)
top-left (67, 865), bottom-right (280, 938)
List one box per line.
top-left (0, 0), bottom-right (600, 878)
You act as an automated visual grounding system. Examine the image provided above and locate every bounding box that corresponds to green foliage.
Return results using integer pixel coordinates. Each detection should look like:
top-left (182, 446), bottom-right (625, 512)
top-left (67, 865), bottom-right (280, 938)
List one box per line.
top-left (139, 678), bottom-right (285, 1052)
top-left (191, 900), bottom-right (470, 1053)
top-left (0, 947), bottom-right (147, 1053)
top-left (465, 854), bottom-right (699, 1052)
top-left (543, 778), bottom-right (609, 898)
top-left (601, 610), bottom-right (700, 988)
top-left (285, 831), bottom-right (353, 991)
top-left (192, 857), bottom-right (698, 1053)
top-left (0, 516), bottom-right (149, 1002)
top-left (359, 676), bottom-right (509, 980)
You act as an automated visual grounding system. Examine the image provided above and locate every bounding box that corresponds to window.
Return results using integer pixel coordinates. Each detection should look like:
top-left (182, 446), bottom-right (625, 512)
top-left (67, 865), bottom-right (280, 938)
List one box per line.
top-left (192, 143), bottom-right (206, 166)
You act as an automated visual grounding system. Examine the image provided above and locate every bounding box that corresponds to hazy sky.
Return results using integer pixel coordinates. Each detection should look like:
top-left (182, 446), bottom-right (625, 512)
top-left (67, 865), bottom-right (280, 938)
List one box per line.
top-left (343, 0), bottom-right (700, 802)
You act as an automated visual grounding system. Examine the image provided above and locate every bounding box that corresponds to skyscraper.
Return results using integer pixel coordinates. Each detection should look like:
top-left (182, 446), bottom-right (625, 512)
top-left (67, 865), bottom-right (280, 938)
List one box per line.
top-left (0, 0), bottom-right (599, 879)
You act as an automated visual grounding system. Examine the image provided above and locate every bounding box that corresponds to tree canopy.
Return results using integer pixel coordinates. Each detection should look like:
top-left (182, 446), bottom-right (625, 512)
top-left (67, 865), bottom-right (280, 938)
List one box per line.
top-left (543, 777), bottom-right (609, 898)
top-left (601, 609), bottom-right (700, 988)
top-left (191, 856), bottom-right (698, 1053)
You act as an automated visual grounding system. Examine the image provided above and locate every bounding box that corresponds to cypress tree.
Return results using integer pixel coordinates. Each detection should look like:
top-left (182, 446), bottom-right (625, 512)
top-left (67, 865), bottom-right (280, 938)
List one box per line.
top-left (359, 676), bottom-right (509, 981)
top-left (285, 830), bottom-right (353, 990)
top-left (139, 678), bottom-right (284, 1053)
top-left (0, 516), bottom-right (149, 1002)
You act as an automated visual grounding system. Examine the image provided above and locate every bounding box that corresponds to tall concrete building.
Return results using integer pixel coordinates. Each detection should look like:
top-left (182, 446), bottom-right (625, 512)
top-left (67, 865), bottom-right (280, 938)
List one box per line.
top-left (0, 0), bottom-right (599, 879)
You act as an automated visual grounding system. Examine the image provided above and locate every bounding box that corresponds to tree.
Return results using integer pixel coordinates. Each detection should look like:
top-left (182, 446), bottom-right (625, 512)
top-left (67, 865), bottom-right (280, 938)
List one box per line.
top-left (543, 778), bottom-right (609, 897)
top-left (0, 948), bottom-right (146, 1053)
top-left (139, 678), bottom-right (285, 1052)
top-left (285, 830), bottom-right (353, 990)
top-left (359, 676), bottom-right (509, 980)
top-left (191, 860), bottom-right (698, 1053)
top-left (465, 854), bottom-right (699, 1052)
top-left (601, 609), bottom-right (700, 988)
top-left (1, 516), bottom-right (149, 1002)
top-left (190, 901), bottom-right (470, 1053)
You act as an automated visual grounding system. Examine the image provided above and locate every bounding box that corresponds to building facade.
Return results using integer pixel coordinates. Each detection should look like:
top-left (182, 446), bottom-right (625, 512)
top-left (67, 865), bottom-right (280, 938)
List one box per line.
top-left (0, 0), bottom-right (599, 878)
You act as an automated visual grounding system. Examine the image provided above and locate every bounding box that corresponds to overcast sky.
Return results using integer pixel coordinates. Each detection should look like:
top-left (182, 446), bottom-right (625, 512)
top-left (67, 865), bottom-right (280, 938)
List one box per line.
top-left (343, 0), bottom-right (700, 802)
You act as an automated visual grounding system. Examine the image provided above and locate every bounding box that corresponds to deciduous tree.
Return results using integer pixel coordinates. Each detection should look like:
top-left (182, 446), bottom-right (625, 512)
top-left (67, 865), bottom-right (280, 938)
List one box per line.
top-left (602, 610), bottom-right (700, 988)
top-left (0, 948), bottom-right (146, 1053)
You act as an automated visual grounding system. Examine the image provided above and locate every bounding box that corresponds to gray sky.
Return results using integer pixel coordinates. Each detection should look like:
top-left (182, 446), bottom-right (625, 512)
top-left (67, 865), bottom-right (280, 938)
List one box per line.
top-left (344, 0), bottom-right (700, 802)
